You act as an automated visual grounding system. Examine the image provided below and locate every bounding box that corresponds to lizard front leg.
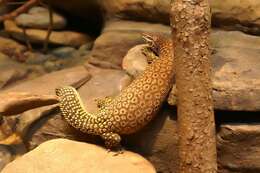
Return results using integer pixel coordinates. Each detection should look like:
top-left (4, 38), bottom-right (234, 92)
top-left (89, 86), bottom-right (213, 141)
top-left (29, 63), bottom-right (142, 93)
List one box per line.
top-left (142, 46), bottom-right (159, 64)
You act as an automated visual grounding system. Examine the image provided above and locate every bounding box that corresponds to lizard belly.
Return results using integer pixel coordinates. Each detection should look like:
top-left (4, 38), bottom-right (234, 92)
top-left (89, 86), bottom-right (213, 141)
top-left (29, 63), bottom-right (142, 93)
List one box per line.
top-left (105, 56), bottom-right (174, 134)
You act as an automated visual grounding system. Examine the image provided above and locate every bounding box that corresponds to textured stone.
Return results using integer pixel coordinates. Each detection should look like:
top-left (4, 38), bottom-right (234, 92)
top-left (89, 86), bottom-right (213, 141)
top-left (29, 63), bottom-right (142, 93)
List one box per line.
top-left (4, 20), bottom-right (91, 47)
top-left (2, 139), bottom-right (156, 173)
top-left (15, 6), bottom-right (67, 30)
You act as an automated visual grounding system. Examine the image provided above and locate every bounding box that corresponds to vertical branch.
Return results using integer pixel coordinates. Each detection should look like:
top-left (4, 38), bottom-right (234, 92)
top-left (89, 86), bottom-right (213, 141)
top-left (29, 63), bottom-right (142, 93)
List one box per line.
top-left (0, 0), bottom-right (39, 22)
top-left (42, 1), bottom-right (53, 53)
top-left (170, 0), bottom-right (217, 173)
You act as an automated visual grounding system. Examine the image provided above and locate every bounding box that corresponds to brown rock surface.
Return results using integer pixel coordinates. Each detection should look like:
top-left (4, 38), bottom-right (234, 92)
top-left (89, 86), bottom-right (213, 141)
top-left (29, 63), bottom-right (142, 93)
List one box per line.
top-left (4, 20), bottom-right (91, 47)
top-left (0, 36), bottom-right (26, 59)
top-left (2, 139), bottom-right (156, 173)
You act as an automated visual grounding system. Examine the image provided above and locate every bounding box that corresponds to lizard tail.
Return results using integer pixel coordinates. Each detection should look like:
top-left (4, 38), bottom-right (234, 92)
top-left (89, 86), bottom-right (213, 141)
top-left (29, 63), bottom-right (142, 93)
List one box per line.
top-left (55, 86), bottom-right (97, 133)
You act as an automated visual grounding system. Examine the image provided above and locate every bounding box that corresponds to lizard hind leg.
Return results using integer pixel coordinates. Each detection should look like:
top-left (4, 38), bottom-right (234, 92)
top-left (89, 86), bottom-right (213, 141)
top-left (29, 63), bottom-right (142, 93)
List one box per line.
top-left (101, 132), bottom-right (121, 149)
top-left (95, 96), bottom-right (113, 109)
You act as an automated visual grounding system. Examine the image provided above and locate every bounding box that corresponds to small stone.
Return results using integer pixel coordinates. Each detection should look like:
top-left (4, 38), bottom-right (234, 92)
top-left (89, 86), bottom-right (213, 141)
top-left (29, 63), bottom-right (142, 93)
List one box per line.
top-left (78, 43), bottom-right (93, 56)
top-left (51, 47), bottom-right (77, 59)
top-left (24, 52), bottom-right (49, 65)
top-left (0, 146), bottom-right (12, 171)
top-left (15, 6), bottom-right (67, 30)
top-left (122, 44), bottom-right (149, 77)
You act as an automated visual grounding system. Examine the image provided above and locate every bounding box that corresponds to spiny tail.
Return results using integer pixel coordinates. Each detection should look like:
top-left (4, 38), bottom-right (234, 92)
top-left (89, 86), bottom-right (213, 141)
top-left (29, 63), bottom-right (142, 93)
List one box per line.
top-left (55, 86), bottom-right (97, 133)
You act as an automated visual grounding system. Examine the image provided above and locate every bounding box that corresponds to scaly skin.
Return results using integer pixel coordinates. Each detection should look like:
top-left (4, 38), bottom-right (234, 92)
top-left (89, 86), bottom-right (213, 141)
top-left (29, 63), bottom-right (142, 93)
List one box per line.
top-left (56, 34), bottom-right (174, 148)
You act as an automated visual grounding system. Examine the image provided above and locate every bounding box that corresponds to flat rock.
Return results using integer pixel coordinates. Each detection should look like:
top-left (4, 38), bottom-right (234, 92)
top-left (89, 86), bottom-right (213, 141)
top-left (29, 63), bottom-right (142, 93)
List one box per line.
top-left (4, 20), bottom-right (91, 47)
top-left (2, 139), bottom-right (156, 173)
top-left (88, 20), bottom-right (170, 67)
top-left (0, 92), bottom-right (58, 116)
top-left (15, 6), bottom-right (67, 30)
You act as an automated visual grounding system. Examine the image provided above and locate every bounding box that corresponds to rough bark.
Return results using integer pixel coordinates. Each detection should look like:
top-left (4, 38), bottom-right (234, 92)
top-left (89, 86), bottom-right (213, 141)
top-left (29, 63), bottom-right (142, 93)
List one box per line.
top-left (170, 0), bottom-right (217, 173)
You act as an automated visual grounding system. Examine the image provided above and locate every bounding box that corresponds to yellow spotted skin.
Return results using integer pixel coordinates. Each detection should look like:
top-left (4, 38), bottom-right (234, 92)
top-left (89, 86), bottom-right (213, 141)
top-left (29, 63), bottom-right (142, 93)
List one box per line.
top-left (56, 34), bottom-right (174, 149)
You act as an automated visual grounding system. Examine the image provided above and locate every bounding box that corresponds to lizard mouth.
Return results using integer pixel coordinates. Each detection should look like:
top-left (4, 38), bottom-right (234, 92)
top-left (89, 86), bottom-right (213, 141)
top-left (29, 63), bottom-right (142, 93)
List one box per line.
top-left (142, 33), bottom-right (159, 55)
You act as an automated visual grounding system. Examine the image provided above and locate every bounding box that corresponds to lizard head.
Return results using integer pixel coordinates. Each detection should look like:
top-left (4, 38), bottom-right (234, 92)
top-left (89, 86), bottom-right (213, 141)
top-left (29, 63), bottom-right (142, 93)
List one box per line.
top-left (142, 33), bottom-right (168, 54)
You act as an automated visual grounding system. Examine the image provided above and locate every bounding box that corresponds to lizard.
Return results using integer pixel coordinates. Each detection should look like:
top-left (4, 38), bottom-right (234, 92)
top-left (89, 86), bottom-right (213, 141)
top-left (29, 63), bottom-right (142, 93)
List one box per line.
top-left (55, 33), bottom-right (174, 149)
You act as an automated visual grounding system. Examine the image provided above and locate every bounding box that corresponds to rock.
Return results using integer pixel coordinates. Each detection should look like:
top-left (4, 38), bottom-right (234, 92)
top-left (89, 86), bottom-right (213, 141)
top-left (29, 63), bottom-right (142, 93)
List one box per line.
top-left (100, 0), bottom-right (170, 24)
top-left (51, 47), bottom-right (77, 58)
top-left (218, 123), bottom-right (260, 173)
top-left (15, 6), bottom-right (67, 30)
top-left (210, 0), bottom-right (260, 35)
top-left (0, 53), bottom-right (31, 89)
top-left (0, 145), bottom-right (12, 171)
top-left (0, 92), bottom-right (58, 116)
top-left (4, 20), bottom-right (91, 47)
top-left (0, 36), bottom-right (27, 61)
top-left (2, 66), bottom-right (91, 142)
top-left (210, 31), bottom-right (260, 111)
top-left (88, 20), bottom-right (170, 67)
top-left (2, 139), bottom-right (156, 173)
top-left (122, 44), bottom-right (149, 77)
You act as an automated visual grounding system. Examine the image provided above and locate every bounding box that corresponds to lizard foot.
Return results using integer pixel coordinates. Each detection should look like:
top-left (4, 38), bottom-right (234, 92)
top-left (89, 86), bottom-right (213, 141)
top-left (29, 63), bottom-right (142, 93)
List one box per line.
top-left (95, 96), bottom-right (113, 109)
top-left (141, 47), bottom-right (159, 64)
top-left (101, 132), bottom-right (121, 149)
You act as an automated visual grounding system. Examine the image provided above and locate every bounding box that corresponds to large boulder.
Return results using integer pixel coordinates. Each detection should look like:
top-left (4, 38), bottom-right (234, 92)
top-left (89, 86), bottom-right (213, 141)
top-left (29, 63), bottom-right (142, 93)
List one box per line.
top-left (2, 139), bottom-right (156, 173)
top-left (48, 0), bottom-right (260, 34)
